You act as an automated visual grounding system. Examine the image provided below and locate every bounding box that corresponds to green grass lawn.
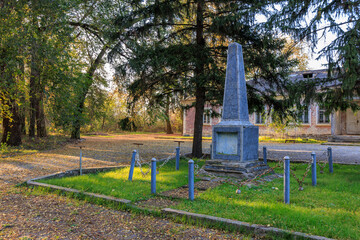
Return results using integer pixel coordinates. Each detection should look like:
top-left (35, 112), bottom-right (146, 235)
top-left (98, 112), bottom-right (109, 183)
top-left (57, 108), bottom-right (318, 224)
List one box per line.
top-left (38, 158), bottom-right (203, 201)
top-left (37, 159), bottom-right (360, 239)
top-left (0, 134), bottom-right (68, 156)
top-left (258, 136), bottom-right (326, 144)
top-left (154, 135), bottom-right (324, 143)
top-left (175, 163), bottom-right (360, 239)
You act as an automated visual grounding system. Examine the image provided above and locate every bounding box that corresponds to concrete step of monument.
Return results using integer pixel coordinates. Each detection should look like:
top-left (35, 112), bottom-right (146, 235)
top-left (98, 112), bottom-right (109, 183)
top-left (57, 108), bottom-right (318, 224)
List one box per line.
top-left (204, 164), bottom-right (270, 174)
top-left (328, 135), bottom-right (360, 143)
top-left (205, 160), bottom-right (265, 169)
top-left (204, 168), bottom-right (256, 178)
top-left (204, 164), bottom-right (249, 173)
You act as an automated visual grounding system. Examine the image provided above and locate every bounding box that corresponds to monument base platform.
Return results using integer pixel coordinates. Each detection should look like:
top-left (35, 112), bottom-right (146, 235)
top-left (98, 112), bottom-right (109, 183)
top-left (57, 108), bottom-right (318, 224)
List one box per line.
top-left (203, 160), bottom-right (271, 179)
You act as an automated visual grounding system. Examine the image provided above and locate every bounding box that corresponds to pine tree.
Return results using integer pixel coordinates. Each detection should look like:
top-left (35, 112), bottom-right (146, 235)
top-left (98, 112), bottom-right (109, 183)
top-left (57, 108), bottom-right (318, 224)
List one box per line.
top-left (272, 0), bottom-right (360, 112)
top-left (111, 0), bottom-right (298, 157)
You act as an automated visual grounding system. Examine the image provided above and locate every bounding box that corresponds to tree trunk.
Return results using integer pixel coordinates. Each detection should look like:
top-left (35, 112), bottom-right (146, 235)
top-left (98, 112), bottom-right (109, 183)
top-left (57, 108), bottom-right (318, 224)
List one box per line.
top-left (71, 45), bottom-right (108, 139)
top-left (192, 0), bottom-right (205, 158)
top-left (165, 97), bottom-right (173, 134)
top-left (1, 99), bottom-right (22, 146)
top-left (192, 87), bottom-right (206, 157)
top-left (101, 116), bottom-right (106, 130)
top-left (29, 42), bottom-right (39, 138)
top-left (19, 60), bottom-right (26, 135)
top-left (36, 95), bottom-right (47, 137)
top-left (29, 76), bottom-right (37, 138)
top-left (19, 107), bottom-right (26, 135)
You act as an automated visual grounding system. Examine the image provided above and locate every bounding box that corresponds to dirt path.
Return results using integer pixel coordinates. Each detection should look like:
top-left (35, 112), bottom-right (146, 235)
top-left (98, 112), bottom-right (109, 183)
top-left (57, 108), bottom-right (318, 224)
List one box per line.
top-left (0, 134), bottom-right (211, 186)
top-left (259, 142), bottom-right (360, 164)
top-left (1, 134), bottom-right (243, 239)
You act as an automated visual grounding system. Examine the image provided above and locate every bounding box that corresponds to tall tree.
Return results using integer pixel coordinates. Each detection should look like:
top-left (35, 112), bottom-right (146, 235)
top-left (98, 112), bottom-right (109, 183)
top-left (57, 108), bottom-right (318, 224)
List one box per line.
top-left (272, 0), bottom-right (360, 112)
top-left (0, 1), bottom-right (28, 146)
top-left (111, 0), bottom-right (297, 157)
top-left (67, 0), bottom-right (131, 139)
top-left (27, 0), bottom-right (78, 138)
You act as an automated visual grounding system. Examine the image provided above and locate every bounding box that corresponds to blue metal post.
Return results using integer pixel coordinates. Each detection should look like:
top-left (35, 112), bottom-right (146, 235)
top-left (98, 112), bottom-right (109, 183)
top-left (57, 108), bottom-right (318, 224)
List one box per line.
top-left (284, 156), bottom-right (290, 204)
top-left (210, 144), bottom-right (213, 159)
top-left (328, 147), bottom-right (333, 173)
top-left (176, 147), bottom-right (180, 170)
top-left (311, 152), bottom-right (317, 186)
top-left (151, 158), bottom-right (157, 194)
top-left (188, 159), bottom-right (194, 201)
top-left (79, 147), bottom-right (83, 175)
top-left (128, 150), bottom-right (137, 181)
top-left (263, 146), bottom-right (267, 164)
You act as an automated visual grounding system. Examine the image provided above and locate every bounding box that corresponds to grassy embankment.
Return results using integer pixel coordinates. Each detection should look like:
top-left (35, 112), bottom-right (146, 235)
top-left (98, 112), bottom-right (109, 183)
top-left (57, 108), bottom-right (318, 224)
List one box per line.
top-left (39, 158), bottom-right (203, 201)
top-left (38, 159), bottom-right (359, 239)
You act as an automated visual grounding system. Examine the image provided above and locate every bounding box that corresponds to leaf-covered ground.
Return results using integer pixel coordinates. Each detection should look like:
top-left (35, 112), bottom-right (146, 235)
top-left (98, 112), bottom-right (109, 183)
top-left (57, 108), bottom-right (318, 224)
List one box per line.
top-left (0, 134), bottom-right (249, 239)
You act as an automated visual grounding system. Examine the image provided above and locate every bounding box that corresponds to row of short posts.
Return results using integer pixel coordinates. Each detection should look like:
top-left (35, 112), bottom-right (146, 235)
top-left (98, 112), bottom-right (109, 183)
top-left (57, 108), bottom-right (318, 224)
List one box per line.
top-left (175, 141), bottom-right (184, 171)
top-left (128, 150), bottom-right (137, 181)
top-left (151, 158), bottom-right (157, 194)
top-left (149, 158), bottom-right (194, 200)
top-left (127, 141), bottom-right (194, 200)
top-left (263, 146), bottom-right (333, 173)
top-left (283, 147), bottom-right (333, 204)
top-left (74, 146), bottom-right (85, 176)
top-left (128, 141), bottom-right (185, 181)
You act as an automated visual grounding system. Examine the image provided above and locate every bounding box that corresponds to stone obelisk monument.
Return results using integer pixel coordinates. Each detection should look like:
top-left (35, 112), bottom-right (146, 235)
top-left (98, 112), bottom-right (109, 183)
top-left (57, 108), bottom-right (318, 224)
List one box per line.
top-left (204, 43), bottom-right (268, 177)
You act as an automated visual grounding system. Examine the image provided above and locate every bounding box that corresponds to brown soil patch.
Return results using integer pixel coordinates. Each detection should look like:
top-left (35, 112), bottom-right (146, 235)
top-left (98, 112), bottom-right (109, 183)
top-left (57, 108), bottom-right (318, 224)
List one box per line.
top-left (159, 187), bottom-right (204, 199)
top-left (0, 188), bottom-right (241, 239)
top-left (194, 180), bottom-right (223, 190)
top-left (135, 197), bottom-right (179, 210)
top-left (0, 134), bottom-right (246, 239)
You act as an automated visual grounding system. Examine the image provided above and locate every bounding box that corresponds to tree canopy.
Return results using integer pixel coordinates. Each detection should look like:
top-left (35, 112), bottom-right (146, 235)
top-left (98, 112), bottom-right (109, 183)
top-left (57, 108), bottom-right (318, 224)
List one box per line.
top-left (1, 0), bottom-right (358, 150)
top-left (272, 0), bottom-right (360, 112)
top-left (110, 0), bottom-right (299, 157)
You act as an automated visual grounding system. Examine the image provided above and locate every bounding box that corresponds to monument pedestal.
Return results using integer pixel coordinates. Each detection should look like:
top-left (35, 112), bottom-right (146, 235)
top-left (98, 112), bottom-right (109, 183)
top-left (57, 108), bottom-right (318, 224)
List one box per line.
top-left (211, 124), bottom-right (259, 161)
top-left (203, 42), bottom-right (270, 178)
top-left (204, 160), bottom-right (270, 178)
top-left (204, 123), bottom-right (270, 178)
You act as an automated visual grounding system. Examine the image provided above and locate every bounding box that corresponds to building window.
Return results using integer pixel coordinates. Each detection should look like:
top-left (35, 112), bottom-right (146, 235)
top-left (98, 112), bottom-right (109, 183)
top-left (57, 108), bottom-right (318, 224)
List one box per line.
top-left (203, 109), bottom-right (211, 124)
top-left (318, 109), bottom-right (330, 123)
top-left (297, 108), bottom-right (310, 124)
top-left (255, 112), bottom-right (264, 124)
top-left (303, 73), bottom-right (313, 79)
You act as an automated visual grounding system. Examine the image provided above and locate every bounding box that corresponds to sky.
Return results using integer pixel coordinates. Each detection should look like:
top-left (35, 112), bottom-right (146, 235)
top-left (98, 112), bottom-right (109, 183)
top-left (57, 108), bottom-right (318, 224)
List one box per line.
top-left (305, 26), bottom-right (338, 70)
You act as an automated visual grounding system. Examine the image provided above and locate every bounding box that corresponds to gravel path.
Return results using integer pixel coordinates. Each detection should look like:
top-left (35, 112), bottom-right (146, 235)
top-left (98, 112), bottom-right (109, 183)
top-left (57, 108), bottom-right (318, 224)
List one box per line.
top-left (259, 143), bottom-right (360, 164)
top-left (0, 134), bottom-right (244, 240)
top-left (1, 133), bottom-right (357, 239)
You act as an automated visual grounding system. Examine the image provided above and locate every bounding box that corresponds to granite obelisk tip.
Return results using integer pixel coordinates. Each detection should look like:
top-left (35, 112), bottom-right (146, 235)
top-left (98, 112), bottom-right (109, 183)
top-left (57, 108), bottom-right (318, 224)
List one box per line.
top-left (204, 42), bottom-right (264, 177)
top-left (220, 42), bottom-right (251, 126)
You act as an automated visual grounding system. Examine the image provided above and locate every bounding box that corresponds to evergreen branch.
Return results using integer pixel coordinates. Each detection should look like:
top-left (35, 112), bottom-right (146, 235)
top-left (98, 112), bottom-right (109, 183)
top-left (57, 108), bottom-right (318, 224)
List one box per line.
top-left (159, 27), bottom-right (197, 43)
top-left (68, 22), bottom-right (105, 45)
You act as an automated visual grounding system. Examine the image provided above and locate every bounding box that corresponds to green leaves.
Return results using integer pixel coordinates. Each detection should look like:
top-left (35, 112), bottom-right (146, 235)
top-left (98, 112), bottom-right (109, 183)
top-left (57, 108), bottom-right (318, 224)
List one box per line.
top-left (272, 0), bottom-right (360, 112)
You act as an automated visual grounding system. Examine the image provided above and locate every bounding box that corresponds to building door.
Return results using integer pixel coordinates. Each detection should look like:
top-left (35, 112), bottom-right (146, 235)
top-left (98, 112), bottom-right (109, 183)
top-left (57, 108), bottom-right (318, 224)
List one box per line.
top-left (346, 109), bottom-right (360, 134)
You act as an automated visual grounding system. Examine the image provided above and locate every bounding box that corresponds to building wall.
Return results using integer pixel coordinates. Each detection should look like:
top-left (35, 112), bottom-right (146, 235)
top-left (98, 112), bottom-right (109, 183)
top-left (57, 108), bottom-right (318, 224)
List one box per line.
top-left (252, 104), bottom-right (331, 136)
top-left (183, 103), bottom-right (331, 137)
top-left (183, 104), bottom-right (221, 137)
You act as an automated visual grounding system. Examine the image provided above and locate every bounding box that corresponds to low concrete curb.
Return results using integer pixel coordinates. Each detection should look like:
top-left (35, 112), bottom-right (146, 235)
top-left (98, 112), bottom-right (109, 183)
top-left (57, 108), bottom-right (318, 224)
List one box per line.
top-left (28, 166), bottom-right (126, 182)
top-left (25, 166), bottom-right (334, 239)
top-left (161, 208), bottom-right (334, 240)
top-left (27, 181), bottom-right (132, 205)
top-left (322, 142), bottom-right (360, 146)
top-left (26, 166), bottom-right (132, 206)
top-left (259, 157), bottom-right (358, 165)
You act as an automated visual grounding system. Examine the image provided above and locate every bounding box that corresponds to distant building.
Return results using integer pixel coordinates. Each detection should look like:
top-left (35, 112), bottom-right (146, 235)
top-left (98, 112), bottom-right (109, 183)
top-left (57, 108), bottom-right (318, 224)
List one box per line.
top-left (182, 70), bottom-right (360, 141)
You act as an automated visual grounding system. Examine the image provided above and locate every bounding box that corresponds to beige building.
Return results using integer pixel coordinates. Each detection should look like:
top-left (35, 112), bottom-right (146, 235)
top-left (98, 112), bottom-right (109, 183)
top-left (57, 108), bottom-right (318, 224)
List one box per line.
top-left (182, 70), bottom-right (360, 141)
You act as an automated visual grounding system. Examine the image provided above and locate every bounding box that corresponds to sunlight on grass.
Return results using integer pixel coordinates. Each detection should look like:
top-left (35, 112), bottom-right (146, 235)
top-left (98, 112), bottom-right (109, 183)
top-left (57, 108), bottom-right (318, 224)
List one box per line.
top-left (175, 163), bottom-right (360, 239)
top-left (258, 136), bottom-right (325, 144)
top-left (38, 158), bottom-right (203, 201)
top-left (36, 157), bottom-right (359, 239)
